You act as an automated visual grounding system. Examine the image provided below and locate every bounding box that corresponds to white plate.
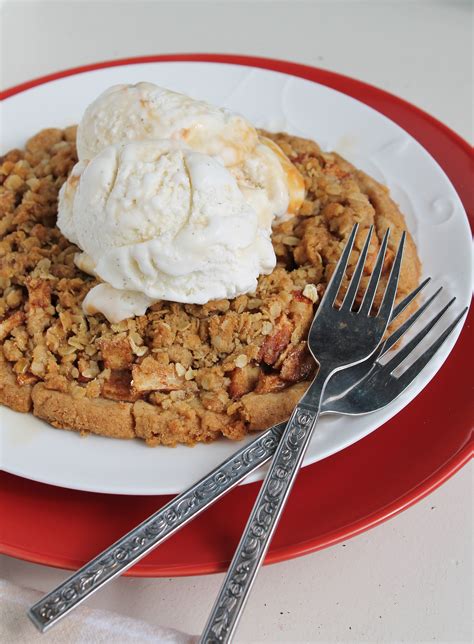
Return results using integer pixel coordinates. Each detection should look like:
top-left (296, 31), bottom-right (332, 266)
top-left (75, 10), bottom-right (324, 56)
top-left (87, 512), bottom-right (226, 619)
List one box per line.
top-left (1, 62), bottom-right (471, 495)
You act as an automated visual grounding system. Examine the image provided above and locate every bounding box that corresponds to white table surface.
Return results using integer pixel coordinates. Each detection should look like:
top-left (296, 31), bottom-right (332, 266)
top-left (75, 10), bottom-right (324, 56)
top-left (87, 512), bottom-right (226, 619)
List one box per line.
top-left (1, 1), bottom-right (472, 642)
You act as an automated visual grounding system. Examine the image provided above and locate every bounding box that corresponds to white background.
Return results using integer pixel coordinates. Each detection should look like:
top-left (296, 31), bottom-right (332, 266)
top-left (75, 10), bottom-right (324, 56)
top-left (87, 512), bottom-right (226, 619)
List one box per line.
top-left (0, 1), bottom-right (472, 642)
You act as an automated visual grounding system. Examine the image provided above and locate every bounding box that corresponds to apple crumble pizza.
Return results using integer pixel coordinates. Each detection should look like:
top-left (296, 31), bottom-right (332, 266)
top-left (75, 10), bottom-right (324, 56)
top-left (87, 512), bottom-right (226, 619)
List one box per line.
top-left (0, 127), bottom-right (420, 446)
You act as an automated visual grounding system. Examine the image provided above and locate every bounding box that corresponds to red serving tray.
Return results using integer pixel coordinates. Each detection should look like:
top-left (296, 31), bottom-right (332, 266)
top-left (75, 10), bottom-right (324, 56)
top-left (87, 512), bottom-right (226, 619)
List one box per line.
top-left (1, 54), bottom-right (472, 576)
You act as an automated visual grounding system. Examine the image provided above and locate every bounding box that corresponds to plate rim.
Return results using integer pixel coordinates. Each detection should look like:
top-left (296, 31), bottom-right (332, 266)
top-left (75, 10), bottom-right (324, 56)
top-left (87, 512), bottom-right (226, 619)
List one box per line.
top-left (2, 52), bottom-right (472, 153)
top-left (0, 54), bottom-right (472, 575)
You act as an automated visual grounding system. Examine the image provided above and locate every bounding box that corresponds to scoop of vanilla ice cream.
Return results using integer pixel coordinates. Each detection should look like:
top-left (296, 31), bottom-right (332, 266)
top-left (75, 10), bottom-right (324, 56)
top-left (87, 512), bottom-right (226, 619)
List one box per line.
top-left (76, 83), bottom-right (305, 221)
top-left (77, 82), bottom-right (259, 166)
top-left (80, 284), bottom-right (155, 322)
top-left (58, 140), bottom-right (275, 322)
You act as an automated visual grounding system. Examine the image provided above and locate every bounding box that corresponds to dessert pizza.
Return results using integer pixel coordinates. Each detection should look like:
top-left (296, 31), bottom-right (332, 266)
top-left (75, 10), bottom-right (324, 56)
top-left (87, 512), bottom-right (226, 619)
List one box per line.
top-left (0, 86), bottom-right (421, 447)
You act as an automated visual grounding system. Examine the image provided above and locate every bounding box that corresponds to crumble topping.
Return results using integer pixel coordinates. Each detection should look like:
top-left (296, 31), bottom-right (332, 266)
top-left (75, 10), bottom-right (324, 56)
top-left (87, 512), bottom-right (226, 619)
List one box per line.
top-left (0, 127), bottom-right (420, 445)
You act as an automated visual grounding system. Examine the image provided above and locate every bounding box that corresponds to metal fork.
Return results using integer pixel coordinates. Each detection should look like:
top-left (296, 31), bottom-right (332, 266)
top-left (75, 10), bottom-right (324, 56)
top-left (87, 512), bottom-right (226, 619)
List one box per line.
top-left (28, 231), bottom-right (466, 635)
top-left (199, 224), bottom-right (409, 642)
top-left (26, 276), bottom-right (422, 633)
top-left (324, 290), bottom-right (466, 415)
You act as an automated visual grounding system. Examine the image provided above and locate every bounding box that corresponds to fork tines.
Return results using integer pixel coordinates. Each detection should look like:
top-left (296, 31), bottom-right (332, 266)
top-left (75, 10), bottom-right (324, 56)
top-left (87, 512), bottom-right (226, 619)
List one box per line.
top-left (382, 284), bottom-right (442, 354)
top-left (395, 307), bottom-right (468, 386)
top-left (380, 295), bottom-right (467, 376)
top-left (324, 224), bottom-right (406, 320)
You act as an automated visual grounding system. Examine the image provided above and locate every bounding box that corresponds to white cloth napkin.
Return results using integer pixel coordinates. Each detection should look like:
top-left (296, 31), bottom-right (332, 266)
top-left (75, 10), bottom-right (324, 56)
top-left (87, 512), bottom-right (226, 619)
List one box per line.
top-left (0, 579), bottom-right (197, 643)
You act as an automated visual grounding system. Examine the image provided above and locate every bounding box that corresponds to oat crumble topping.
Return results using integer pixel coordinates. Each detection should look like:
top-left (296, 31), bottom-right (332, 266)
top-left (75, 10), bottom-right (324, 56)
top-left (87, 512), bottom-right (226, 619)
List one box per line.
top-left (0, 127), bottom-right (420, 445)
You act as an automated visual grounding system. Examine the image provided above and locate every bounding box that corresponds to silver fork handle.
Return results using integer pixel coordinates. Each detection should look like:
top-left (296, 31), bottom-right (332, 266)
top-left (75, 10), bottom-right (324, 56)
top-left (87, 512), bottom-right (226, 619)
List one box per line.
top-left (200, 397), bottom-right (322, 643)
top-left (28, 423), bottom-right (286, 633)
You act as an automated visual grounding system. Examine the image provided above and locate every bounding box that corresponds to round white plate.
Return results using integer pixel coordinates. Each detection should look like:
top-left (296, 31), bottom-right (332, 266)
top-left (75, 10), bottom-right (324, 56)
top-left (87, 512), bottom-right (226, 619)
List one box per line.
top-left (1, 61), bottom-right (471, 495)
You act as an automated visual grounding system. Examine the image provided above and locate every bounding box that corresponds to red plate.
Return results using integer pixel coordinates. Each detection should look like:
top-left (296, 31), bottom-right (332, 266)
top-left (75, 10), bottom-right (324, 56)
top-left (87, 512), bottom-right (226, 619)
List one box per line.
top-left (1, 55), bottom-right (472, 576)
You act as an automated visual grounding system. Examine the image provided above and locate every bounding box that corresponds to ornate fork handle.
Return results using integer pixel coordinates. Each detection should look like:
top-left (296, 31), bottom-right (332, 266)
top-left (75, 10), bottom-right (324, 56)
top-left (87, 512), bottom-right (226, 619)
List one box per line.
top-left (28, 423), bottom-right (286, 632)
top-left (200, 375), bottom-right (327, 643)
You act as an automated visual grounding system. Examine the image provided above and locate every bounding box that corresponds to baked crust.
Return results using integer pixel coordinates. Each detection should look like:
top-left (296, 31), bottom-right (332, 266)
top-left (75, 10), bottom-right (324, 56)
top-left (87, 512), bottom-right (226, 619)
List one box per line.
top-left (240, 381), bottom-right (310, 431)
top-left (0, 127), bottom-right (421, 445)
top-left (32, 383), bottom-right (135, 439)
top-left (0, 353), bottom-right (32, 412)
